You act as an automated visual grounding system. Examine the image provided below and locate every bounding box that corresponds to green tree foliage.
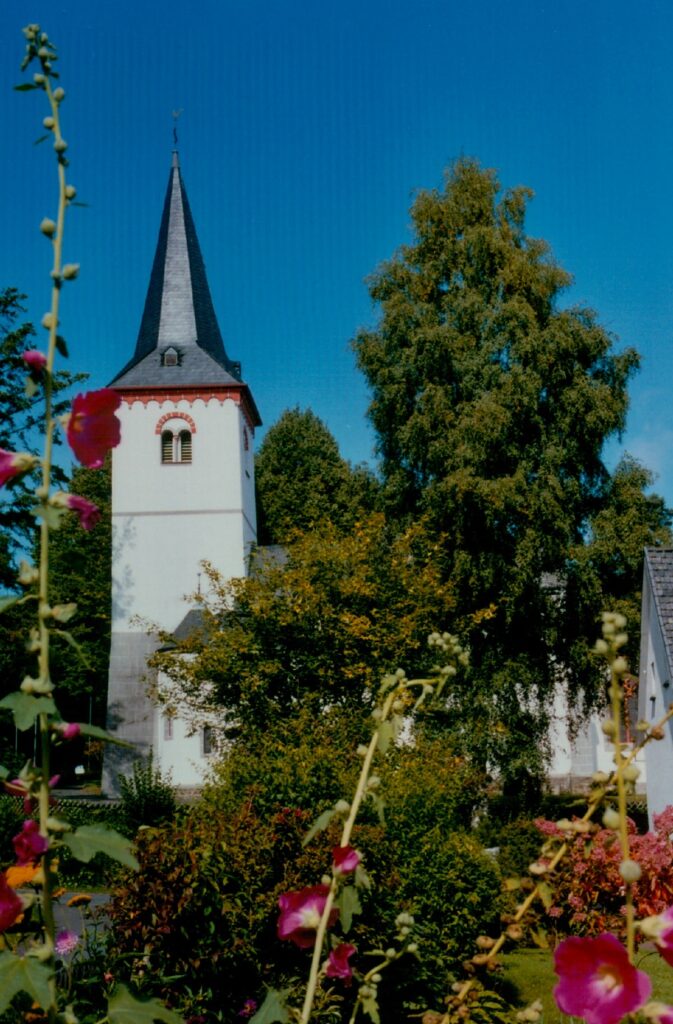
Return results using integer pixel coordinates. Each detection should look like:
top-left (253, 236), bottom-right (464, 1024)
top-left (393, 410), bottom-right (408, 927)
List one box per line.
top-left (0, 287), bottom-right (85, 558)
top-left (352, 159), bottom-right (670, 778)
top-left (255, 406), bottom-right (379, 543)
top-left (47, 460), bottom-right (112, 727)
top-left (151, 514), bottom-right (455, 731)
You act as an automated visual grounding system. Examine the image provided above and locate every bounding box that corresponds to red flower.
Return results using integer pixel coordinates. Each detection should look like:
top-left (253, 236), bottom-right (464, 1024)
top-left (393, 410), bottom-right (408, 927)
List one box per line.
top-left (66, 389), bottom-right (121, 468)
top-left (59, 722), bottom-right (81, 740)
top-left (277, 885), bottom-right (338, 948)
top-left (554, 933), bottom-right (651, 1024)
top-left (333, 845), bottom-right (361, 874)
top-left (0, 873), bottom-right (23, 932)
top-left (66, 494), bottom-right (100, 530)
top-left (0, 448), bottom-right (36, 488)
top-left (22, 349), bottom-right (47, 371)
top-left (325, 943), bottom-right (356, 982)
top-left (13, 820), bottom-right (48, 865)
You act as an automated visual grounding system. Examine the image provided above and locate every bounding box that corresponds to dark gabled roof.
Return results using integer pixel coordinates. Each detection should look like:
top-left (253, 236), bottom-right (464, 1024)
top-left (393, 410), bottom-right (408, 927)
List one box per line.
top-left (110, 152), bottom-right (248, 393)
top-left (644, 547), bottom-right (673, 672)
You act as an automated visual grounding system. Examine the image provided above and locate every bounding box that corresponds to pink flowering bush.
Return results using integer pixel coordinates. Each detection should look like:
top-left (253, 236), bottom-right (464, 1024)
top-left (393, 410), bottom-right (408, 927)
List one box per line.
top-left (534, 806), bottom-right (673, 940)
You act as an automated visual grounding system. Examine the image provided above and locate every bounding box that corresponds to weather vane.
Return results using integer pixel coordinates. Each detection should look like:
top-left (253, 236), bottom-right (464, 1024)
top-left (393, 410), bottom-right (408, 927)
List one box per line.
top-left (172, 108), bottom-right (183, 148)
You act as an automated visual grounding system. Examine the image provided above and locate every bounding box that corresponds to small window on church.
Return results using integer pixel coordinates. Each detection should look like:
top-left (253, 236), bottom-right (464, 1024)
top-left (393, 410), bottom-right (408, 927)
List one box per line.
top-left (161, 430), bottom-right (174, 463)
top-left (162, 347), bottom-right (179, 367)
top-left (178, 430), bottom-right (192, 463)
top-left (202, 726), bottom-right (215, 757)
top-left (163, 715), bottom-right (174, 741)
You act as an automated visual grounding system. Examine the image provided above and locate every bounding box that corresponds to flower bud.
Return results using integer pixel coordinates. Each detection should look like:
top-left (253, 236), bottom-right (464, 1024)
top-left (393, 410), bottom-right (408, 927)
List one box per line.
top-left (54, 138), bottom-right (68, 153)
top-left (356, 744), bottom-right (368, 757)
top-left (41, 312), bottom-right (56, 330)
top-left (33, 73), bottom-right (45, 85)
top-left (53, 87), bottom-right (65, 102)
top-left (592, 771), bottom-right (609, 784)
top-left (601, 720), bottom-right (617, 737)
top-left (612, 656), bottom-right (628, 674)
top-left (623, 764), bottom-right (641, 782)
top-left (40, 217), bottom-right (56, 237)
top-left (38, 46), bottom-right (50, 59)
top-left (43, 116), bottom-right (55, 130)
top-left (334, 799), bottom-right (350, 814)
top-left (65, 184), bottom-right (77, 199)
top-left (619, 858), bottom-right (642, 882)
top-left (372, 974), bottom-right (382, 984)
top-left (594, 639), bottom-right (609, 655)
top-left (406, 942), bottom-right (418, 953)
top-left (651, 726), bottom-right (665, 741)
top-left (62, 264), bottom-right (80, 280)
top-left (18, 560), bottom-right (39, 586)
top-left (602, 807), bottom-right (620, 830)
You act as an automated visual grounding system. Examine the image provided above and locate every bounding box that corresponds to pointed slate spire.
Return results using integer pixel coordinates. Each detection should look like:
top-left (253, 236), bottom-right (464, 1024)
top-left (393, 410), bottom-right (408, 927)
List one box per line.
top-left (110, 153), bottom-right (258, 421)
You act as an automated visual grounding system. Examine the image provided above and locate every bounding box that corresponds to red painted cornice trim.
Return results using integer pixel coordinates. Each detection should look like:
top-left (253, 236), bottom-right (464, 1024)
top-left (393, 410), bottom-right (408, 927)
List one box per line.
top-left (114, 385), bottom-right (260, 431)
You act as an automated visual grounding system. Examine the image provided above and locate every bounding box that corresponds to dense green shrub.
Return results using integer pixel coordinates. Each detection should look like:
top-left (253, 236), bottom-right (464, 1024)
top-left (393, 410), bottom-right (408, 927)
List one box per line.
top-left (496, 818), bottom-right (545, 879)
top-left (0, 796), bottom-right (23, 864)
top-left (117, 749), bottom-right (177, 835)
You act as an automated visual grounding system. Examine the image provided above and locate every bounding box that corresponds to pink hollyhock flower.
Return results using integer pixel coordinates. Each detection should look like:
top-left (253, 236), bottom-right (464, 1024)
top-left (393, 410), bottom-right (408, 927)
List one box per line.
top-left (0, 873), bottom-right (23, 931)
top-left (644, 1004), bottom-right (673, 1024)
top-left (22, 349), bottom-right (47, 371)
top-left (55, 929), bottom-right (79, 956)
top-left (4, 775), bottom-right (59, 813)
top-left (554, 933), bottom-right (651, 1024)
top-left (0, 448), bottom-right (36, 488)
top-left (13, 820), bottom-right (49, 865)
top-left (66, 494), bottom-right (100, 530)
top-left (642, 907), bottom-right (673, 967)
top-left (325, 943), bottom-right (356, 982)
top-left (333, 845), bottom-right (361, 875)
top-left (66, 388), bottom-right (121, 468)
top-left (277, 885), bottom-right (338, 948)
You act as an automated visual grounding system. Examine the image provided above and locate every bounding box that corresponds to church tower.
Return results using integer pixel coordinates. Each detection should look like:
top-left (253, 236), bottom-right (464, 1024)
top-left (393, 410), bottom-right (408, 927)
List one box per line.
top-left (102, 152), bottom-right (260, 795)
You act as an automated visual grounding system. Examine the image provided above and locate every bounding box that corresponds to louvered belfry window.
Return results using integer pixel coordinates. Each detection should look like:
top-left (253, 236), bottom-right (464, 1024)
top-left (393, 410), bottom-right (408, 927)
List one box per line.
top-left (161, 430), bottom-right (174, 463)
top-left (179, 430), bottom-right (192, 463)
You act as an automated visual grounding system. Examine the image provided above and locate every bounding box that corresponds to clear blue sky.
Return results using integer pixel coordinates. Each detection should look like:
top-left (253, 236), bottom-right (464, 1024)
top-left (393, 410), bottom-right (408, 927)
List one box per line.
top-left (2, 1), bottom-right (673, 503)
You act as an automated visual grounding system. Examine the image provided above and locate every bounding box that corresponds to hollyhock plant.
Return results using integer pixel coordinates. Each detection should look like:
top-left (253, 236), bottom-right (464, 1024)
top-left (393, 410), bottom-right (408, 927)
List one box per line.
top-left (277, 885), bottom-right (338, 948)
top-left (52, 491), bottom-right (101, 530)
top-left (554, 933), bottom-right (651, 1024)
top-left (325, 943), bottom-right (356, 982)
top-left (642, 907), bottom-right (673, 967)
top-left (0, 873), bottom-right (23, 932)
top-left (22, 348), bottom-right (47, 371)
top-left (0, 448), bottom-right (36, 488)
top-left (65, 388), bottom-right (121, 468)
top-left (13, 819), bottom-right (49, 865)
top-left (333, 845), bottom-right (360, 874)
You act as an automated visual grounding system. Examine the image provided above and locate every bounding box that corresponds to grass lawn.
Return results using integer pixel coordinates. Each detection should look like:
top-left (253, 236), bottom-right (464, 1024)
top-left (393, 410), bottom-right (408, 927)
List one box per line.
top-left (502, 947), bottom-right (673, 1023)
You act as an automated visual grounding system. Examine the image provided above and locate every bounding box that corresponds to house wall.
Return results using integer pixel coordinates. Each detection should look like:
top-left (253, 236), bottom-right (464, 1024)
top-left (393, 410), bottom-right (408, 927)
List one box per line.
top-left (639, 577), bottom-right (673, 824)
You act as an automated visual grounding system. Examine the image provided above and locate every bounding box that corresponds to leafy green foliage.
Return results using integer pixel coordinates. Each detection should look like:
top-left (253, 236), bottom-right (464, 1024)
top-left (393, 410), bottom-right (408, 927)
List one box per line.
top-left (353, 158), bottom-right (671, 779)
top-left (107, 983), bottom-right (184, 1023)
top-left (117, 750), bottom-right (177, 835)
top-left (152, 515), bottom-right (456, 731)
top-left (255, 407), bottom-right (379, 544)
top-left (0, 952), bottom-right (52, 1013)
top-left (0, 796), bottom-right (24, 864)
top-left (62, 823), bottom-right (138, 869)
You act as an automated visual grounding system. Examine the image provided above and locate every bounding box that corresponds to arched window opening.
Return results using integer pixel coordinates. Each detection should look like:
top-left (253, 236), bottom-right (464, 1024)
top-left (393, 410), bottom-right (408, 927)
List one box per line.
top-left (161, 430), bottom-right (174, 463)
top-left (178, 429), bottom-right (192, 463)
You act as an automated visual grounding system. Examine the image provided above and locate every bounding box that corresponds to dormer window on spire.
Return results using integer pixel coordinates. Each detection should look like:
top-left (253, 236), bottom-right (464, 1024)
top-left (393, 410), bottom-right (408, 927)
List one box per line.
top-left (161, 347), bottom-right (180, 367)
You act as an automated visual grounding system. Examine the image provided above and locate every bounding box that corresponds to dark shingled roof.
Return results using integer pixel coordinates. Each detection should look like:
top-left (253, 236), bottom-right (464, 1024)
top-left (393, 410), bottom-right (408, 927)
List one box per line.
top-left (110, 152), bottom-right (247, 392)
top-left (644, 548), bottom-right (673, 672)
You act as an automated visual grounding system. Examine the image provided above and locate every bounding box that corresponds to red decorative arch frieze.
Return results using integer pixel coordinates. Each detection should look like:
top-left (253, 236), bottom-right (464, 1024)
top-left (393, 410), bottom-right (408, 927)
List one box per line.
top-left (154, 411), bottom-right (197, 435)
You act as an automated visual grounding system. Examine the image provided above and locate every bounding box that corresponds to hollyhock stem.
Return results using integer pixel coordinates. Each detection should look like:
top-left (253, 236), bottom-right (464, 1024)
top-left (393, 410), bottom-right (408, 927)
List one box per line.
top-left (299, 687), bottom-right (399, 1024)
top-left (610, 659), bottom-right (636, 961)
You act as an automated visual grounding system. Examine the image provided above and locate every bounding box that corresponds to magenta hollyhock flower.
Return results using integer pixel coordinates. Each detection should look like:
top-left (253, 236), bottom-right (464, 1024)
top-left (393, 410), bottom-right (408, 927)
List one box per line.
top-left (645, 1005), bottom-right (673, 1024)
top-left (0, 448), bottom-right (35, 488)
top-left (554, 933), bottom-right (651, 1024)
top-left (655, 907), bottom-right (673, 968)
top-left (325, 943), bottom-right (356, 982)
top-left (59, 722), bottom-right (81, 740)
top-left (0, 874), bottom-right (23, 932)
top-left (12, 820), bottom-right (49, 865)
top-left (66, 388), bottom-right (121, 468)
top-left (277, 885), bottom-right (338, 948)
top-left (332, 845), bottom-right (361, 874)
top-left (22, 349), bottom-right (47, 371)
top-left (66, 494), bottom-right (101, 530)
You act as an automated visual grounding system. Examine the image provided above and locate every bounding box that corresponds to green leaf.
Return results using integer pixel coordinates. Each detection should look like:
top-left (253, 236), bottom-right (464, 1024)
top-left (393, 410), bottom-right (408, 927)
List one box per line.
top-left (530, 927), bottom-right (549, 950)
top-left (0, 692), bottom-right (56, 731)
top-left (537, 881), bottom-right (553, 909)
top-left (368, 792), bottom-right (385, 825)
top-left (55, 334), bottom-right (69, 357)
top-left (77, 723), bottom-right (133, 747)
top-left (0, 951), bottom-right (53, 1012)
top-left (377, 719), bottom-right (394, 753)
top-left (0, 594), bottom-right (22, 614)
top-left (25, 376), bottom-right (38, 398)
top-left (107, 983), bottom-right (184, 1023)
top-left (0, 765), bottom-right (8, 780)
top-left (33, 134), bottom-right (49, 146)
top-left (302, 807), bottom-right (336, 847)
top-left (31, 504), bottom-right (65, 529)
top-left (354, 863), bottom-right (371, 890)
top-left (14, 82), bottom-right (38, 91)
top-left (504, 877), bottom-right (521, 891)
top-left (62, 825), bottom-right (138, 869)
top-left (249, 989), bottom-right (290, 1024)
top-left (70, 201), bottom-right (90, 207)
top-left (336, 885), bottom-right (362, 933)
top-left (53, 629), bottom-right (91, 666)
top-left (360, 993), bottom-right (380, 1024)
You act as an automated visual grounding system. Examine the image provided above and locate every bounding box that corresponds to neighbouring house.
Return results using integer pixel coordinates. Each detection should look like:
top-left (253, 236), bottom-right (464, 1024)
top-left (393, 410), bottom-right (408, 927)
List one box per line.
top-left (638, 547), bottom-right (673, 823)
top-left (102, 150), bottom-right (260, 796)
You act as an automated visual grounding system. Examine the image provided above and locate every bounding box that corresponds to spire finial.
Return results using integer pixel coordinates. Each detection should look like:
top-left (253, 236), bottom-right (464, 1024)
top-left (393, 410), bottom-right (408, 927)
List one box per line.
top-left (172, 108), bottom-right (183, 150)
